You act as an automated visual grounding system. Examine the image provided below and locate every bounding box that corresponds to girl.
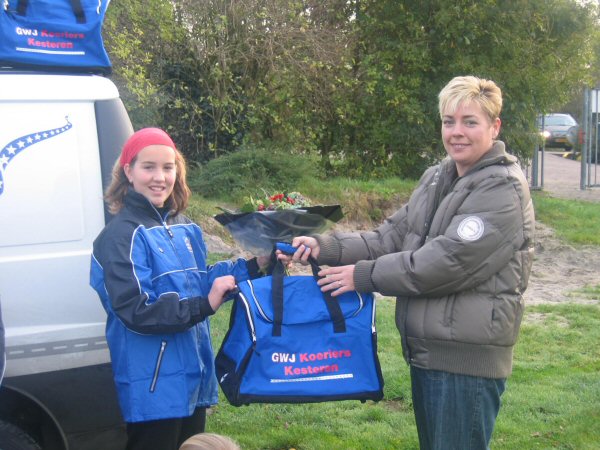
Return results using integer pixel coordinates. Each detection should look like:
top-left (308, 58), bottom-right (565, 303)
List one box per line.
top-left (90, 128), bottom-right (265, 450)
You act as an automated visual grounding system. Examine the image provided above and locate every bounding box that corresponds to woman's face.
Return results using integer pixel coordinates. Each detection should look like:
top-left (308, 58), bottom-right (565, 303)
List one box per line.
top-left (441, 101), bottom-right (501, 176)
top-left (124, 144), bottom-right (176, 208)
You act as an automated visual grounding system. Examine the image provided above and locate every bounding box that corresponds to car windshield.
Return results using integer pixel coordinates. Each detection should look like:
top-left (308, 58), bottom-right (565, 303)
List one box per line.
top-left (541, 115), bottom-right (577, 127)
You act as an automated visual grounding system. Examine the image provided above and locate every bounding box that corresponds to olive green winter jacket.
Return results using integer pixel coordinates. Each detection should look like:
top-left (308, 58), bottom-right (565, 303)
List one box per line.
top-left (316, 141), bottom-right (535, 378)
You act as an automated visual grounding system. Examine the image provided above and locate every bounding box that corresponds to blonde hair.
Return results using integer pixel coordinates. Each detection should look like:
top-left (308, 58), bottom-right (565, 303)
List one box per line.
top-left (104, 148), bottom-right (191, 215)
top-left (438, 76), bottom-right (502, 123)
top-left (179, 433), bottom-right (241, 450)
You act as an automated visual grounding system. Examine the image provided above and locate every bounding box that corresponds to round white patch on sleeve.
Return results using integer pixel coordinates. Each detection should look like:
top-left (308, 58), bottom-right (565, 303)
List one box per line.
top-left (457, 216), bottom-right (484, 241)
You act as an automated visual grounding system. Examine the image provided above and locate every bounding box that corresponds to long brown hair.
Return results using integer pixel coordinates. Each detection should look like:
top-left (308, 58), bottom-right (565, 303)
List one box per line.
top-left (104, 148), bottom-right (191, 215)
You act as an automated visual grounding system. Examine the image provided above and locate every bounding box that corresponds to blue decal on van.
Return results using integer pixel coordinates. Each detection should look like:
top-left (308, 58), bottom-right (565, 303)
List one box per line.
top-left (0, 117), bottom-right (72, 195)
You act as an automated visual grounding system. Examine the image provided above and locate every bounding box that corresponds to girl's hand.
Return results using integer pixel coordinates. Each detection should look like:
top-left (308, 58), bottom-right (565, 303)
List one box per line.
top-left (207, 275), bottom-right (237, 312)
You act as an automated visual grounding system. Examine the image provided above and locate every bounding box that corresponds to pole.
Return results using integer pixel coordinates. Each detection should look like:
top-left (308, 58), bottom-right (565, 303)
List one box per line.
top-left (581, 88), bottom-right (589, 190)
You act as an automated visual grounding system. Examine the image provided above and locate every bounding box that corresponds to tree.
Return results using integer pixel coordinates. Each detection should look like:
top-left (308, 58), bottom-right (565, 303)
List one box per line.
top-left (351, 0), bottom-right (599, 167)
top-left (103, 0), bottom-right (177, 127)
top-left (102, 0), bottom-right (600, 177)
top-left (104, 0), bottom-right (249, 163)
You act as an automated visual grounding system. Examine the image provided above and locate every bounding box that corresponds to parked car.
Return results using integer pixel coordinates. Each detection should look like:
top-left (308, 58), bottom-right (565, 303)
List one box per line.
top-left (538, 113), bottom-right (579, 150)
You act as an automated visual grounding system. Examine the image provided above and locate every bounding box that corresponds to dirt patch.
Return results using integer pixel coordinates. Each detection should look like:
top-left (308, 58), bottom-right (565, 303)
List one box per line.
top-left (524, 222), bottom-right (599, 306)
top-left (525, 152), bottom-right (600, 307)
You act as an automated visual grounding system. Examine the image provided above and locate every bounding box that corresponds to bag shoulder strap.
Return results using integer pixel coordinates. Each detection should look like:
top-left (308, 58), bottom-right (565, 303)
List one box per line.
top-left (70, 0), bottom-right (86, 23)
top-left (271, 260), bottom-right (285, 337)
top-left (308, 257), bottom-right (346, 334)
top-left (271, 257), bottom-right (346, 337)
top-left (16, 0), bottom-right (87, 23)
top-left (16, 0), bottom-right (27, 15)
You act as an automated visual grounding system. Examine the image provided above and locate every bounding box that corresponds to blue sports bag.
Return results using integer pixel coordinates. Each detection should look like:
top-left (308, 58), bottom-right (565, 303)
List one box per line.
top-left (0, 0), bottom-right (111, 73)
top-left (215, 258), bottom-right (384, 406)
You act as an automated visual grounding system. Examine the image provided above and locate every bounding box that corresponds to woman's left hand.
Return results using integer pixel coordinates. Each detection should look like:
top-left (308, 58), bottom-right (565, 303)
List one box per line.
top-left (317, 265), bottom-right (356, 297)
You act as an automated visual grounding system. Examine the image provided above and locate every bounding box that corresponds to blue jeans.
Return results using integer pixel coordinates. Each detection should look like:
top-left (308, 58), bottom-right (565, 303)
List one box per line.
top-left (410, 366), bottom-right (506, 450)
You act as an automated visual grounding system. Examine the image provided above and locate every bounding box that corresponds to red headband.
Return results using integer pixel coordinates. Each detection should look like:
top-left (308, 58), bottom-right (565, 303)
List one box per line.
top-left (119, 128), bottom-right (176, 167)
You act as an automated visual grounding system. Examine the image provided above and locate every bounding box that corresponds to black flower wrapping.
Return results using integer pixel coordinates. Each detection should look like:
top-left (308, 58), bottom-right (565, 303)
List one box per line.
top-left (214, 205), bottom-right (343, 254)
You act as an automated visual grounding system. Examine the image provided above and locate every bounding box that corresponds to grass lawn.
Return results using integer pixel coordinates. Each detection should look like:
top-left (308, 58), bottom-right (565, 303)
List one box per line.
top-left (198, 181), bottom-right (600, 449)
top-left (205, 298), bottom-right (600, 449)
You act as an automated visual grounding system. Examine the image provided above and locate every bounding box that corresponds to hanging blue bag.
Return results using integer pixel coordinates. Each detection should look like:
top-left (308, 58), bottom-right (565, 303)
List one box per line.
top-left (215, 257), bottom-right (384, 406)
top-left (0, 0), bottom-right (111, 73)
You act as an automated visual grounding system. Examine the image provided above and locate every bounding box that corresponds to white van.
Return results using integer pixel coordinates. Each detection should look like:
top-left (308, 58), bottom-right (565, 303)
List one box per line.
top-left (0, 72), bottom-right (132, 449)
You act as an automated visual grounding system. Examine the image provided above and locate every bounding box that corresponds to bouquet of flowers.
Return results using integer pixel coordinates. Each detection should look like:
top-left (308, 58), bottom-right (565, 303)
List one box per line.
top-left (214, 191), bottom-right (343, 255)
top-left (240, 191), bottom-right (311, 212)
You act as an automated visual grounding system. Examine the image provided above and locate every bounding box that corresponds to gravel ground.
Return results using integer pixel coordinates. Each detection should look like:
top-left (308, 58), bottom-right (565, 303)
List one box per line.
top-left (530, 150), bottom-right (600, 203)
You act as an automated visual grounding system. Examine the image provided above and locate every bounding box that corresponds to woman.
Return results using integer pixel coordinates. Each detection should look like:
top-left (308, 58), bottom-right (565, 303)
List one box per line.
top-left (282, 76), bottom-right (535, 449)
top-left (90, 128), bottom-right (266, 450)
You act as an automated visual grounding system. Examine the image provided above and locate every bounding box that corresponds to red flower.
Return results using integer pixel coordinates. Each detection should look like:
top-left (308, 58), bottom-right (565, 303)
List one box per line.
top-left (240, 191), bottom-right (311, 212)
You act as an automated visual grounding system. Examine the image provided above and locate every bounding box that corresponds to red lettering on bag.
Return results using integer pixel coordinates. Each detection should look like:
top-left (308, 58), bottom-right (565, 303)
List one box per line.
top-left (283, 363), bottom-right (341, 377)
top-left (298, 349), bottom-right (351, 363)
top-left (40, 30), bottom-right (85, 39)
top-left (26, 38), bottom-right (74, 49)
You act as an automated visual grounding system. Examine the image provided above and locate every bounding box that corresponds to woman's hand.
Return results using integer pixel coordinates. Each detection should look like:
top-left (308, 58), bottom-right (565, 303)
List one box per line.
top-left (276, 236), bottom-right (320, 265)
top-left (317, 265), bottom-right (356, 297)
top-left (207, 275), bottom-right (237, 312)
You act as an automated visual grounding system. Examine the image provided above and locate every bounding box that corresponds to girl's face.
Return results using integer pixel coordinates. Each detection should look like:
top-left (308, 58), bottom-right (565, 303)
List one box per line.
top-left (124, 145), bottom-right (176, 208)
top-left (441, 101), bottom-right (501, 176)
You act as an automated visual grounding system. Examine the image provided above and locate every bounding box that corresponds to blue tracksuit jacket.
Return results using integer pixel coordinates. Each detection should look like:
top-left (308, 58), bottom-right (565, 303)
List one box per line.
top-left (90, 189), bottom-right (257, 422)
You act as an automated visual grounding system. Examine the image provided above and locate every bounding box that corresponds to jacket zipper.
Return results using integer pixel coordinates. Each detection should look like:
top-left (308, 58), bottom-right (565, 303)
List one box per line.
top-left (149, 205), bottom-right (194, 299)
top-left (419, 169), bottom-right (442, 247)
top-left (162, 219), bottom-right (194, 299)
top-left (409, 170), bottom-right (444, 361)
top-left (150, 340), bottom-right (167, 392)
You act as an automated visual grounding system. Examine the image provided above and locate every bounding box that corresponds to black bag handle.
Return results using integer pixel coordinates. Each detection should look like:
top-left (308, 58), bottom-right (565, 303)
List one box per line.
top-left (17, 0), bottom-right (87, 24)
top-left (271, 257), bottom-right (346, 337)
top-left (16, 0), bottom-right (28, 16)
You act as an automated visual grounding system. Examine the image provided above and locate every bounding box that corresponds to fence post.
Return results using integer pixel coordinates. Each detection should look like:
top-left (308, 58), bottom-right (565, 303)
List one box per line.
top-left (531, 143), bottom-right (540, 190)
top-left (581, 88), bottom-right (589, 190)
